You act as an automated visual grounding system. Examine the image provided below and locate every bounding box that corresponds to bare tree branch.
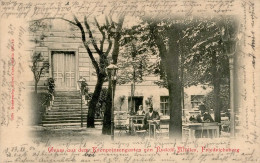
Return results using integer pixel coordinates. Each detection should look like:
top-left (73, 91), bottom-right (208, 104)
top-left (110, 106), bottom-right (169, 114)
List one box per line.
top-left (94, 17), bottom-right (106, 53)
top-left (30, 17), bottom-right (77, 26)
top-left (38, 66), bottom-right (45, 81)
top-left (108, 16), bottom-right (115, 29)
top-left (73, 16), bottom-right (100, 74)
top-left (105, 39), bottom-right (112, 57)
top-left (111, 15), bottom-right (125, 64)
top-left (103, 16), bottom-right (113, 56)
top-left (105, 16), bottom-right (110, 28)
top-left (84, 16), bottom-right (101, 55)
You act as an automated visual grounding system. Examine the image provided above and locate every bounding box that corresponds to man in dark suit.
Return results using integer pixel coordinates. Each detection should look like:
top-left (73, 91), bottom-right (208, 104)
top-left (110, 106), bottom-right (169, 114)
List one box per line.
top-left (143, 106), bottom-right (160, 130)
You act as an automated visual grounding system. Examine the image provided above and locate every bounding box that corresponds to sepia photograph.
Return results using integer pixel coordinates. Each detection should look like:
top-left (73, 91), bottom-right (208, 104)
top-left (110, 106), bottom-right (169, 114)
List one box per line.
top-left (0, 0), bottom-right (259, 162)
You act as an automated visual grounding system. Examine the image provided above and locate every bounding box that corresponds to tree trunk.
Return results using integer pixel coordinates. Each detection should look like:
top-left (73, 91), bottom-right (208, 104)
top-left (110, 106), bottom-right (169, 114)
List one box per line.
top-left (151, 23), bottom-right (183, 140)
top-left (166, 27), bottom-right (182, 140)
top-left (168, 79), bottom-right (182, 139)
top-left (35, 80), bottom-right (38, 93)
top-left (213, 78), bottom-right (221, 121)
top-left (212, 51), bottom-right (221, 125)
top-left (87, 75), bottom-right (105, 128)
top-left (101, 16), bottom-right (124, 135)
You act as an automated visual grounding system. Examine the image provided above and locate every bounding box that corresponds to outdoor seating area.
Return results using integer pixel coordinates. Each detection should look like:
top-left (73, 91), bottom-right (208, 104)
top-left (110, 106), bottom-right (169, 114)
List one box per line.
top-left (111, 106), bottom-right (231, 140)
top-left (113, 110), bottom-right (169, 139)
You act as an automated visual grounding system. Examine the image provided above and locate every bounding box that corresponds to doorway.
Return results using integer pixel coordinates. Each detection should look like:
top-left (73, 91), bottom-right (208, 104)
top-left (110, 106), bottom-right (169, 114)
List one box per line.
top-left (52, 51), bottom-right (76, 91)
top-left (128, 96), bottom-right (143, 113)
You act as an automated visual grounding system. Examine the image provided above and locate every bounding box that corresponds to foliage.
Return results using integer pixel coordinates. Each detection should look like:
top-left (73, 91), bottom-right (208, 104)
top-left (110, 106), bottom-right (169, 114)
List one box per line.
top-left (118, 95), bottom-right (125, 110)
top-left (127, 17), bottom-right (235, 89)
top-left (30, 92), bottom-right (49, 125)
top-left (43, 77), bottom-right (55, 107)
top-left (182, 17), bottom-right (234, 87)
top-left (97, 88), bottom-right (108, 106)
top-left (30, 52), bottom-right (49, 93)
top-left (80, 78), bottom-right (89, 97)
top-left (203, 85), bottom-right (230, 112)
top-left (47, 78), bottom-right (55, 94)
top-left (145, 96), bottom-right (153, 108)
top-left (117, 28), bottom-right (158, 85)
top-left (86, 88), bottom-right (107, 112)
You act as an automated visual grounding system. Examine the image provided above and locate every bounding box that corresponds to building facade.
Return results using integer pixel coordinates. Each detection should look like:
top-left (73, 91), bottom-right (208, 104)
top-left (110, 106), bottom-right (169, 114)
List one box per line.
top-left (28, 19), bottom-right (213, 117)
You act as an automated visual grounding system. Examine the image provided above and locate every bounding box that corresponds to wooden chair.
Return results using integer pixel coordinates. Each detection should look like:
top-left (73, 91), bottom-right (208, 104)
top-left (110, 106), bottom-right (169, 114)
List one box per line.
top-left (221, 120), bottom-right (230, 132)
top-left (156, 119), bottom-right (169, 138)
top-left (114, 113), bottom-right (129, 136)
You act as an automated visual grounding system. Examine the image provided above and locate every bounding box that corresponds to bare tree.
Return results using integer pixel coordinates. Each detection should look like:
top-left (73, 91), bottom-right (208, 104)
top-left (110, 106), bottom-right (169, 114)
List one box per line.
top-left (30, 15), bottom-right (124, 129)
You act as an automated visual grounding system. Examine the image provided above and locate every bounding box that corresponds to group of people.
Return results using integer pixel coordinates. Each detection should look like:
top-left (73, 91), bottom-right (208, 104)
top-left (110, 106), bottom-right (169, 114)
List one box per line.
top-left (135, 105), bottom-right (160, 130)
top-left (133, 104), bottom-right (214, 133)
top-left (189, 104), bottom-right (214, 123)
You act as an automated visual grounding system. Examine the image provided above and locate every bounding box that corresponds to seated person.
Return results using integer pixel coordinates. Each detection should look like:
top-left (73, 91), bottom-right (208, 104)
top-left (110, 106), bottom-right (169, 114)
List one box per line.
top-left (197, 104), bottom-right (214, 123)
top-left (189, 105), bottom-right (214, 123)
top-left (189, 114), bottom-right (202, 123)
top-left (189, 115), bottom-right (196, 122)
top-left (194, 111), bottom-right (214, 123)
top-left (203, 111), bottom-right (214, 122)
top-left (195, 105), bottom-right (215, 138)
top-left (137, 105), bottom-right (145, 115)
top-left (143, 107), bottom-right (160, 131)
top-left (196, 114), bottom-right (203, 123)
top-left (135, 105), bottom-right (145, 130)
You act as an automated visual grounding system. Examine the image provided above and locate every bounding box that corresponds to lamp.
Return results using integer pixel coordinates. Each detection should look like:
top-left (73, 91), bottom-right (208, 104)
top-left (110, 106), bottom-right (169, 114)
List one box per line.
top-left (107, 64), bottom-right (118, 81)
top-left (77, 77), bottom-right (85, 127)
top-left (106, 63), bottom-right (118, 141)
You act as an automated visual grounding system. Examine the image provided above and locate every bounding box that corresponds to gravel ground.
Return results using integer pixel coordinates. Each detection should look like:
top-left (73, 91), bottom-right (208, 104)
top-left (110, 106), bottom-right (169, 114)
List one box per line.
top-left (29, 125), bottom-right (230, 144)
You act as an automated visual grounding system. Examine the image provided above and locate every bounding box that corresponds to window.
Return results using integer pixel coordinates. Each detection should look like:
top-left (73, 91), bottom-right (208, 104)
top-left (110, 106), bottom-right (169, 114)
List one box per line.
top-left (190, 95), bottom-right (204, 109)
top-left (160, 96), bottom-right (169, 115)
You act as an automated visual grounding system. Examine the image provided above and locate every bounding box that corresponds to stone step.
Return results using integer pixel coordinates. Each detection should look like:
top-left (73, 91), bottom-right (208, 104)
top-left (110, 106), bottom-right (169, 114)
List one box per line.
top-left (50, 107), bottom-right (88, 110)
top-left (55, 92), bottom-right (80, 97)
top-left (53, 100), bottom-right (82, 104)
top-left (46, 113), bottom-right (88, 116)
top-left (51, 106), bottom-right (88, 109)
top-left (42, 119), bottom-right (102, 124)
top-left (43, 117), bottom-right (86, 121)
top-left (49, 107), bottom-right (88, 111)
top-left (44, 114), bottom-right (87, 120)
top-left (43, 111), bottom-right (88, 118)
top-left (54, 96), bottom-right (80, 99)
top-left (51, 104), bottom-right (88, 108)
top-left (54, 96), bottom-right (81, 100)
top-left (52, 103), bottom-right (83, 107)
top-left (42, 91), bottom-right (91, 127)
top-left (42, 119), bottom-right (88, 124)
top-left (45, 111), bottom-right (88, 115)
top-left (42, 121), bottom-right (102, 128)
top-left (42, 122), bottom-right (87, 127)
top-left (55, 90), bottom-right (79, 93)
top-left (47, 108), bottom-right (88, 111)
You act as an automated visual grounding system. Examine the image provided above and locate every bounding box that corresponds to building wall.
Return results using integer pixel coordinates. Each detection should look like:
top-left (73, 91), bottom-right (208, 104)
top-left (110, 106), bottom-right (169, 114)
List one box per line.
top-left (28, 19), bottom-right (96, 91)
top-left (112, 82), bottom-right (213, 115)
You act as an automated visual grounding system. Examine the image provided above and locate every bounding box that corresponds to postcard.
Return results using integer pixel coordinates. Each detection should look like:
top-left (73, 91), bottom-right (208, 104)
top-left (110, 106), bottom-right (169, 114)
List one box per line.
top-left (0, 0), bottom-right (259, 162)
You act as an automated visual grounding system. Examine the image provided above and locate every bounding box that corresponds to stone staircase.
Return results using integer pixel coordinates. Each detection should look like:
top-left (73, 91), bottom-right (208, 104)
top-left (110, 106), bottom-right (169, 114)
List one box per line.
top-left (42, 91), bottom-right (88, 128)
